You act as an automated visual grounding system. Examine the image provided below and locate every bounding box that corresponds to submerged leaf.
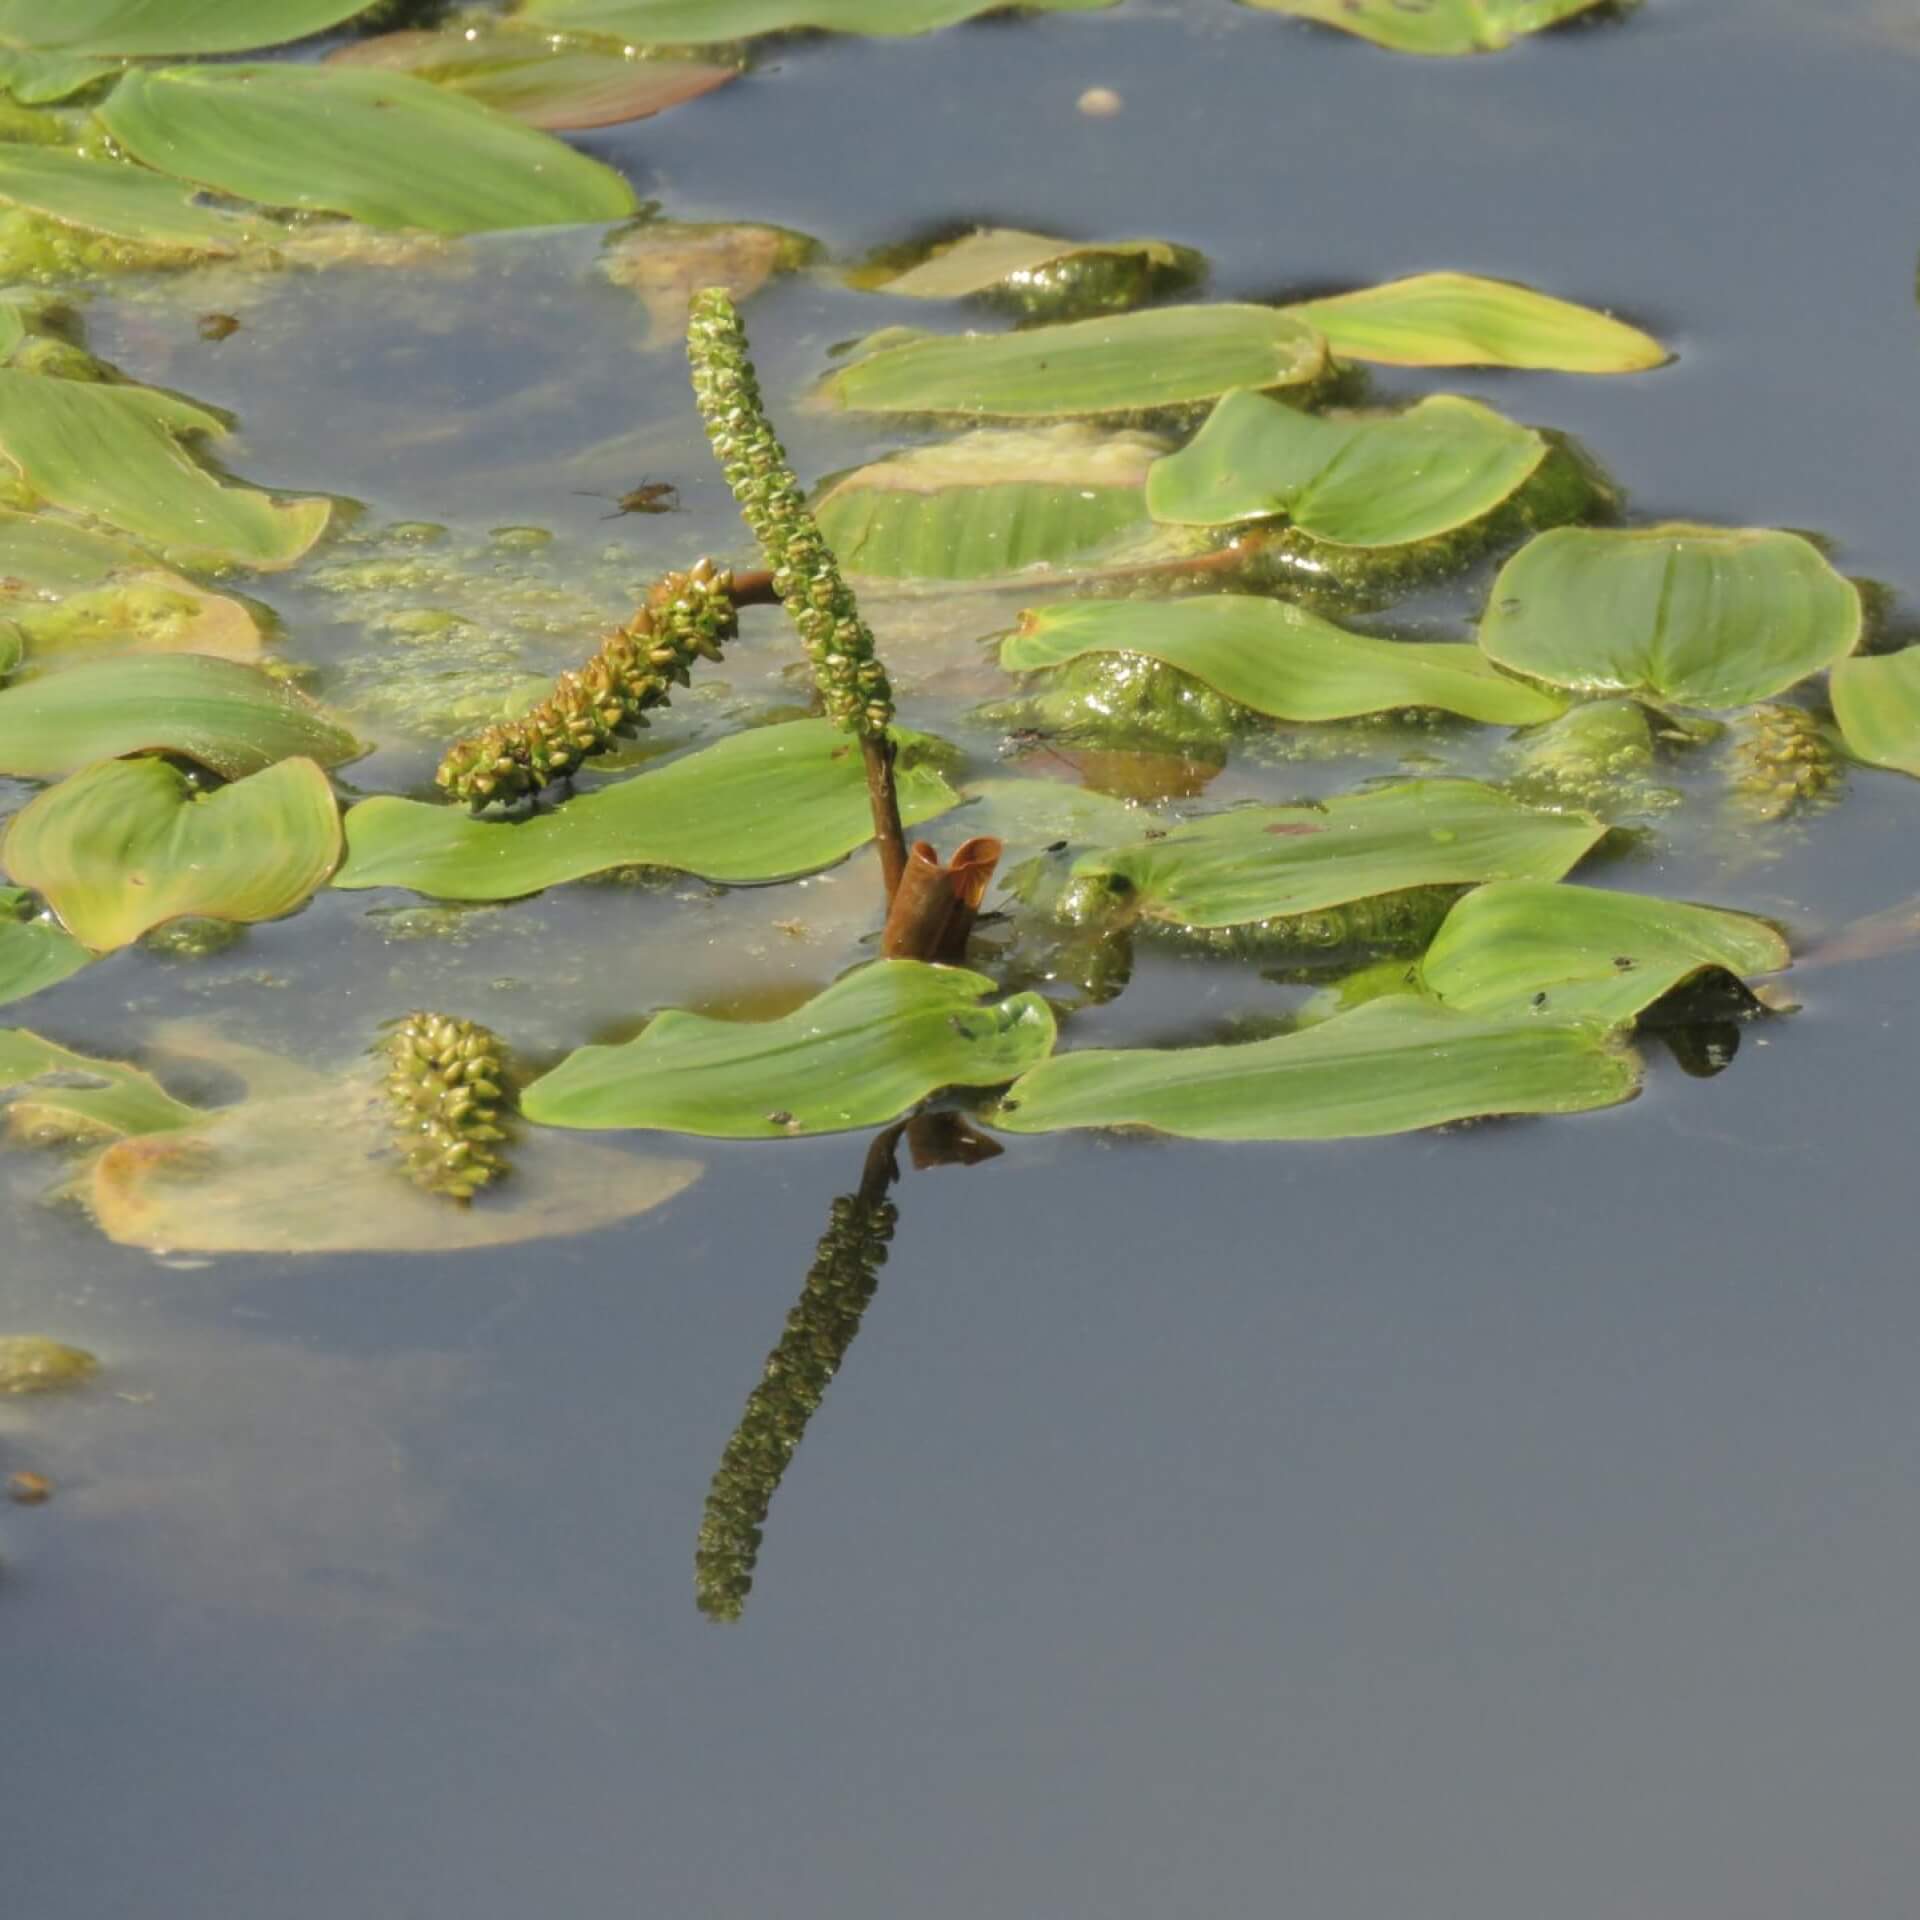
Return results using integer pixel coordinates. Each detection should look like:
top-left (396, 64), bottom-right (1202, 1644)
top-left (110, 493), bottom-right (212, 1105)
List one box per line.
top-left (0, 145), bottom-right (259, 253)
top-left (1237, 0), bottom-right (1617, 57)
top-left (517, 0), bottom-right (1118, 42)
top-left (991, 996), bottom-right (1637, 1139)
top-left (0, 887), bottom-right (90, 1009)
top-left (0, 1), bottom-right (372, 55)
top-left (868, 227), bottom-right (1201, 319)
top-left (1831, 648), bottom-right (1920, 779)
top-left (603, 219), bottom-right (816, 347)
top-left (1285, 272), bottom-right (1667, 372)
top-left (1054, 780), bottom-right (1604, 931)
top-left (2, 756), bottom-right (342, 952)
top-left (0, 1027), bottom-right (201, 1139)
top-left (1421, 880), bottom-right (1789, 1024)
top-left (0, 654), bottom-right (359, 779)
top-left (815, 426), bottom-right (1162, 580)
top-left (89, 1062), bottom-right (702, 1255)
top-left (330, 28), bottom-right (737, 131)
top-left (817, 305), bottom-right (1327, 418)
top-left (1479, 525), bottom-right (1862, 709)
top-left (0, 371), bottom-right (329, 569)
top-left (98, 63), bottom-right (637, 234)
top-left (336, 718), bottom-right (960, 900)
top-left (522, 959), bottom-right (1057, 1136)
top-left (1005, 595), bottom-right (1565, 726)
top-left (1147, 391), bottom-right (1547, 545)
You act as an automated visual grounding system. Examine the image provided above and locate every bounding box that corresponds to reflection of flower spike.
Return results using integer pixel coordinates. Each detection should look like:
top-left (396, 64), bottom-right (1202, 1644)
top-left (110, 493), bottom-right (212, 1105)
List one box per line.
top-left (686, 288), bottom-right (895, 740)
top-left (435, 559), bottom-right (737, 808)
top-left (385, 1011), bottom-right (512, 1202)
top-left (695, 1129), bottom-right (901, 1622)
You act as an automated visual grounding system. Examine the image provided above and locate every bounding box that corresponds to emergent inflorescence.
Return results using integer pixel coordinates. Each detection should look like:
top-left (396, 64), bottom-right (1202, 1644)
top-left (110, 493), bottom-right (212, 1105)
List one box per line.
top-left (435, 559), bottom-right (737, 808)
top-left (686, 287), bottom-right (894, 739)
top-left (385, 1011), bottom-right (513, 1202)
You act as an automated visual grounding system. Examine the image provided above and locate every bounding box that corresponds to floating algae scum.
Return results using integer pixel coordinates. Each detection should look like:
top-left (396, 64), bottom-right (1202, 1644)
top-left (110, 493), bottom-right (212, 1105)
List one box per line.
top-left (6, 3), bottom-right (1920, 1915)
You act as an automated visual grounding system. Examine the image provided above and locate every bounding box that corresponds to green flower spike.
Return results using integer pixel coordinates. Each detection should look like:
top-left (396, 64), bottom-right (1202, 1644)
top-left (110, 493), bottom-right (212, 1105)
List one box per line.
top-left (1725, 702), bottom-right (1842, 823)
top-left (384, 1011), bottom-right (513, 1202)
top-left (436, 559), bottom-right (737, 808)
top-left (687, 288), bottom-right (895, 740)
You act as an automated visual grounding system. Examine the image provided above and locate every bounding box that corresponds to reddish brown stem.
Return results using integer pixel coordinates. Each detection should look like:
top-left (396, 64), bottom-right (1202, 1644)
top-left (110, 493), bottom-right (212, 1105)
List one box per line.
top-left (729, 567), bottom-right (778, 609)
top-left (863, 733), bottom-right (910, 900)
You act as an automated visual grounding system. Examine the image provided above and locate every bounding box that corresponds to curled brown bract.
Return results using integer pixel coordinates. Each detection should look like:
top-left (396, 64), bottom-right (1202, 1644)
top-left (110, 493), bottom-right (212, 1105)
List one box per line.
top-left (881, 835), bottom-right (1003, 963)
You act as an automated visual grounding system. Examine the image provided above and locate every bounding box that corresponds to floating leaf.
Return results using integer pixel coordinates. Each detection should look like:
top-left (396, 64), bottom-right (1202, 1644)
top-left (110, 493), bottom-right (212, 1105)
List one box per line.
top-left (0, 1335), bottom-right (98, 1393)
top-left (1831, 649), bottom-right (1920, 779)
top-left (0, 514), bottom-right (263, 665)
top-left (329, 28), bottom-right (737, 130)
top-left (0, 888), bottom-right (90, 1009)
top-left (1478, 525), bottom-right (1862, 709)
top-left (603, 219), bottom-right (816, 347)
top-left (0, 50), bottom-right (119, 102)
top-left (89, 1055), bottom-right (703, 1255)
top-left (817, 305), bottom-right (1327, 419)
top-left (1285, 272), bottom-right (1668, 372)
top-left (0, 371), bottom-right (329, 569)
top-left (3, 756), bottom-right (342, 952)
top-left (517, 0), bottom-right (1118, 42)
top-left (1005, 595), bottom-right (1565, 726)
top-left (815, 426), bottom-right (1162, 580)
top-left (1237, 0), bottom-right (1616, 57)
top-left (0, 0), bottom-right (374, 55)
top-left (0, 145), bottom-right (259, 253)
top-left (0, 301), bottom-right (23, 361)
top-left (1422, 881), bottom-right (1789, 1024)
top-left (1147, 391), bottom-right (1546, 545)
top-left (991, 996), bottom-right (1637, 1139)
top-left (336, 718), bottom-right (960, 901)
top-left (0, 655), bottom-right (359, 779)
top-left (98, 64), bottom-right (638, 235)
top-left (0, 1028), bottom-right (200, 1139)
top-left (868, 227), bottom-right (1201, 318)
top-left (522, 959), bottom-right (1057, 1137)
top-left (1055, 781), bottom-right (1604, 931)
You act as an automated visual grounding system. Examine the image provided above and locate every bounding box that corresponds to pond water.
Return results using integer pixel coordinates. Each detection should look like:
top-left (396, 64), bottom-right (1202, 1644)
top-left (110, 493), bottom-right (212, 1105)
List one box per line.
top-left (7, 2), bottom-right (1920, 1915)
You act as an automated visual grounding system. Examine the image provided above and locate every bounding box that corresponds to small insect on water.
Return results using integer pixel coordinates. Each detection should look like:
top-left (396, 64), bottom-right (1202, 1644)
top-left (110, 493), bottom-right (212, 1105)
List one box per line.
top-left (575, 481), bottom-right (680, 520)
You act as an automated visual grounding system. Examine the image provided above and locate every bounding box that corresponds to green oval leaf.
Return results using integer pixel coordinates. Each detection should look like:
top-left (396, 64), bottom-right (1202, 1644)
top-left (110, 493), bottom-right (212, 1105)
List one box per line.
top-left (0, 145), bottom-right (261, 252)
top-left (1005, 595), bottom-right (1566, 726)
top-left (1237, 0), bottom-right (1616, 56)
top-left (815, 426), bottom-right (1162, 580)
top-left (991, 996), bottom-right (1638, 1140)
top-left (1422, 880), bottom-right (1790, 1025)
top-left (97, 63), bottom-right (638, 235)
top-left (1147, 390), bottom-right (1546, 545)
top-left (0, 655), bottom-right (360, 779)
top-left (2, 755), bottom-right (343, 953)
top-left (1479, 525), bottom-right (1862, 709)
top-left (329, 29), bottom-right (738, 131)
top-left (1285, 273), bottom-right (1668, 373)
top-left (517, 0), bottom-right (1117, 42)
top-left (0, 0), bottom-right (371, 55)
top-left (1831, 649), bottom-right (1920, 779)
top-left (335, 718), bottom-right (961, 900)
top-left (0, 1026), bottom-right (200, 1138)
top-left (0, 887), bottom-right (90, 1009)
top-left (1057, 780), bottom-right (1605, 931)
top-left (522, 959), bottom-right (1058, 1137)
top-left (0, 51), bottom-right (120, 102)
top-left (817, 305), bottom-right (1328, 419)
top-left (0, 371), bottom-right (329, 569)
